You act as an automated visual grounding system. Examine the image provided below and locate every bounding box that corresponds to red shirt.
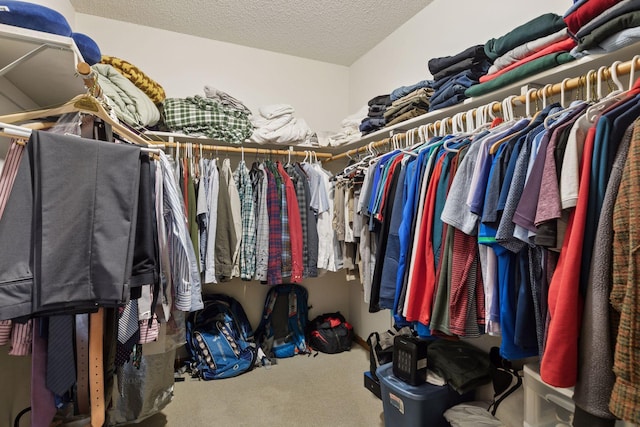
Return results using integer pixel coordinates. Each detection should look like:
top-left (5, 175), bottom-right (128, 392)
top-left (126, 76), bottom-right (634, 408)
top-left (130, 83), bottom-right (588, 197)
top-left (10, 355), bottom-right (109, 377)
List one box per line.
top-left (405, 154), bottom-right (446, 325)
top-left (564, 0), bottom-right (620, 35)
top-left (540, 126), bottom-right (595, 387)
top-left (278, 162), bottom-right (303, 283)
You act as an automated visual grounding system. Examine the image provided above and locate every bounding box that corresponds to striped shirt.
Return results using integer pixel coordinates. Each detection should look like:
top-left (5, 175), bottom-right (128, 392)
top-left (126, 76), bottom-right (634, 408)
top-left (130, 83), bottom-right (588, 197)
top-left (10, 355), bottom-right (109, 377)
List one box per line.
top-left (234, 160), bottom-right (257, 280)
top-left (159, 153), bottom-right (203, 312)
top-left (252, 164), bottom-right (270, 281)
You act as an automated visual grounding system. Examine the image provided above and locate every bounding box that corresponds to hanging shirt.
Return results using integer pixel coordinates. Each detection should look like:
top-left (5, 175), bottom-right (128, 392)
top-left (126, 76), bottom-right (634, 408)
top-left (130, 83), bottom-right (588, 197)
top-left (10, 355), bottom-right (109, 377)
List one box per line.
top-left (204, 159), bottom-right (219, 284)
top-left (234, 160), bottom-right (256, 281)
top-left (294, 163), bottom-right (319, 277)
top-left (215, 159), bottom-right (237, 280)
top-left (285, 164), bottom-right (310, 278)
top-left (252, 163), bottom-right (269, 282)
top-left (159, 152), bottom-right (203, 312)
top-left (278, 162), bottom-right (303, 282)
top-left (264, 166), bottom-right (283, 285)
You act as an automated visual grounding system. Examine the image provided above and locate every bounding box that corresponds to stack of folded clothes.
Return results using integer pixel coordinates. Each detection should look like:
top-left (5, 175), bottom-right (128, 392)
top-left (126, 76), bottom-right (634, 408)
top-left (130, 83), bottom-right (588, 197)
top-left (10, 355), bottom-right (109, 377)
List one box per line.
top-left (390, 79), bottom-right (434, 102)
top-left (326, 105), bottom-right (368, 147)
top-left (161, 94), bottom-right (254, 144)
top-left (384, 86), bottom-right (434, 126)
top-left (249, 103), bottom-right (313, 145)
top-left (427, 45), bottom-right (491, 112)
top-left (567, 0), bottom-right (640, 57)
top-left (359, 94), bottom-right (392, 135)
top-left (466, 13), bottom-right (574, 98)
top-left (204, 85), bottom-right (252, 116)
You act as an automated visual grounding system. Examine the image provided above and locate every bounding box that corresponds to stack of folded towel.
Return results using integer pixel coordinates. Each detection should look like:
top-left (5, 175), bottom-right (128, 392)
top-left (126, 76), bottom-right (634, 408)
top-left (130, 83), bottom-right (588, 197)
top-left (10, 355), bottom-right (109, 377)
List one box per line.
top-left (326, 106), bottom-right (368, 147)
top-left (249, 104), bottom-right (313, 145)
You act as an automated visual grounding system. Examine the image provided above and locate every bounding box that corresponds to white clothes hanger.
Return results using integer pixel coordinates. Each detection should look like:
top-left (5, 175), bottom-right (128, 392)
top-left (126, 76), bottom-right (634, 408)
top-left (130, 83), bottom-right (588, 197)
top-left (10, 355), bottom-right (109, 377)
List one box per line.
top-left (0, 121), bottom-right (161, 154)
top-left (628, 55), bottom-right (640, 90)
top-left (560, 78), bottom-right (572, 108)
top-left (596, 66), bottom-right (608, 100)
top-left (525, 88), bottom-right (537, 117)
top-left (609, 61), bottom-right (625, 95)
top-left (586, 69), bottom-right (597, 102)
top-left (0, 122), bottom-right (32, 138)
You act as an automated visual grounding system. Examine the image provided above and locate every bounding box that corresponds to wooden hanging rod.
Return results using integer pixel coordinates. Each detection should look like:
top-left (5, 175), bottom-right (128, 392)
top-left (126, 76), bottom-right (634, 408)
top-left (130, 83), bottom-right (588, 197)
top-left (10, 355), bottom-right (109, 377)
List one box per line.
top-left (76, 62), bottom-right (103, 99)
top-left (158, 140), bottom-right (332, 159)
top-left (328, 55), bottom-right (640, 162)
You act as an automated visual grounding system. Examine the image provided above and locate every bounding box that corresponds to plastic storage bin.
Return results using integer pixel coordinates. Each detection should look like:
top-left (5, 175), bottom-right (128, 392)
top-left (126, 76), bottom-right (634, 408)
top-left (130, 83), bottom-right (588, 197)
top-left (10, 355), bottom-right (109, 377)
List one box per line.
top-left (364, 371), bottom-right (381, 399)
top-left (523, 364), bottom-right (634, 427)
top-left (377, 362), bottom-right (467, 427)
top-left (523, 364), bottom-right (574, 427)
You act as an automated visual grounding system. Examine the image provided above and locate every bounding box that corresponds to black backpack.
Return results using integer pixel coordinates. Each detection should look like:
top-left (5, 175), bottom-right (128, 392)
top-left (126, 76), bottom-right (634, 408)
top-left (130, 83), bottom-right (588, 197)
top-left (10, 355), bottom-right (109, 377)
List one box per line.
top-left (255, 284), bottom-right (310, 359)
top-left (306, 312), bottom-right (353, 354)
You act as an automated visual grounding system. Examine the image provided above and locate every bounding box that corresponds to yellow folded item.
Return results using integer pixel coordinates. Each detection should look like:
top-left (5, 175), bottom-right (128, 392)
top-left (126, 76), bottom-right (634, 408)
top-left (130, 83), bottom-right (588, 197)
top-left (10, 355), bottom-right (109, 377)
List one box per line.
top-left (100, 55), bottom-right (166, 104)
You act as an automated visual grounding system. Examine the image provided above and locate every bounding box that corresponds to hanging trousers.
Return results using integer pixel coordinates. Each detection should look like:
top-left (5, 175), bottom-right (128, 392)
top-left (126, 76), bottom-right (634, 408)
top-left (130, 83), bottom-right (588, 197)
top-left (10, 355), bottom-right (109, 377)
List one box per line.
top-left (0, 130), bottom-right (141, 319)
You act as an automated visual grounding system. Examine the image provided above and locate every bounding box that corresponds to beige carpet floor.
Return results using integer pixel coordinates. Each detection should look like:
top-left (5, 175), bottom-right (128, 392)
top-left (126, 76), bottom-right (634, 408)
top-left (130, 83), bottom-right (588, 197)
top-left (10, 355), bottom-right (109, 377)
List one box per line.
top-left (126, 344), bottom-right (385, 427)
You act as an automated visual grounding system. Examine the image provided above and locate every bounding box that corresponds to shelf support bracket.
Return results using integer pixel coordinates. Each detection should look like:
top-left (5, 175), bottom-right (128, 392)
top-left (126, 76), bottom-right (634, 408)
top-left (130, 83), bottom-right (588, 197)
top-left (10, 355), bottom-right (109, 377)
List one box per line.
top-left (0, 43), bottom-right (49, 77)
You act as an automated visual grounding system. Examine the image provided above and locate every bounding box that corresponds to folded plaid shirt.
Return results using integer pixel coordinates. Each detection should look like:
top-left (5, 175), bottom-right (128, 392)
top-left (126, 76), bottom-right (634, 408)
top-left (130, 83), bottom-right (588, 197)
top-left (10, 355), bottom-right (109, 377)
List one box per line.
top-left (162, 96), bottom-right (254, 144)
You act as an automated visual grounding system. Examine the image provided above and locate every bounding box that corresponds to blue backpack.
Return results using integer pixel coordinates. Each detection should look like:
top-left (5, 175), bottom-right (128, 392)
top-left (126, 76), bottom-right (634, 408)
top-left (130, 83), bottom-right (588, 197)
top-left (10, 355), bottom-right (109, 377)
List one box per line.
top-left (255, 284), bottom-right (311, 359)
top-left (186, 294), bottom-right (258, 380)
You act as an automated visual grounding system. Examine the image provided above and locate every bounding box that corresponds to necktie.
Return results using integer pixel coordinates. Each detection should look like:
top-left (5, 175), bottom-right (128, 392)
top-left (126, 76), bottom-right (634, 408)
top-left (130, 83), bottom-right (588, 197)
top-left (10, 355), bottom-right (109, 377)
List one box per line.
top-left (46, 314), bottom-right (77, 396)
top-left (115, 299), bottom-right (139, 366)
top-left (32, 319), bottom-right (56, 426)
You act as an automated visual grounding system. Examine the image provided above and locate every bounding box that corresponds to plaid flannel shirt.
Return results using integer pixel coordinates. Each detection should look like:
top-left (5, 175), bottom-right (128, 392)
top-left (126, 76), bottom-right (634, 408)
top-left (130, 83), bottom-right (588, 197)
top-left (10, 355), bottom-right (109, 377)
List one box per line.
top-left (234, 161), bottom-right (257, 281)
top-left (162, 96), bottom-right (253, 144)
top-left (264, 167), bottom-right (282, 285)
top-left (285, 164), bottom-right (309, 278)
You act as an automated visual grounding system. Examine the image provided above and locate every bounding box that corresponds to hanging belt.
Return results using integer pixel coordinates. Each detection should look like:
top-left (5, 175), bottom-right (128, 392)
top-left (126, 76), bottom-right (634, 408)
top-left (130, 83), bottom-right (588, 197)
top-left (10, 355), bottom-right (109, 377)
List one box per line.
top-left (75, 313), bottom-right (90, 415)
top-left (89, 308), bottom-right (105, 427)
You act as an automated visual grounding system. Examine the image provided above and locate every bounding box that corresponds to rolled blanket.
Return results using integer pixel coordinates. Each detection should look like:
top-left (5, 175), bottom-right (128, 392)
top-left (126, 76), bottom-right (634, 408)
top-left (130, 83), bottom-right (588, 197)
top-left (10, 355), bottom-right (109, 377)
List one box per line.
top-left (101, 55), bottom-right (166, 104)
top-left (92, 63), bottom-right (160, 128)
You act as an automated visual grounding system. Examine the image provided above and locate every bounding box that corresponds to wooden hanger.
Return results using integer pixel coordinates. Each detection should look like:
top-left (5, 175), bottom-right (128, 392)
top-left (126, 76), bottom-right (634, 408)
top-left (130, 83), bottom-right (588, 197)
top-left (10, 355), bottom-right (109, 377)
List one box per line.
top-left (0, 93), bottom-right (155, 147)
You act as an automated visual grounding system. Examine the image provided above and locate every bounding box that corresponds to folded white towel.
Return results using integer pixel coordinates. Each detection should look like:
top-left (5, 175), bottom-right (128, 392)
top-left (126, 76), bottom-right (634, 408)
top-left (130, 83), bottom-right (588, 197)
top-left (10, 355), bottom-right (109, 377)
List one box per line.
top-left (259, 104), bottom-right (295, 120)
top-left (341, 105), bottom-right (368, 128)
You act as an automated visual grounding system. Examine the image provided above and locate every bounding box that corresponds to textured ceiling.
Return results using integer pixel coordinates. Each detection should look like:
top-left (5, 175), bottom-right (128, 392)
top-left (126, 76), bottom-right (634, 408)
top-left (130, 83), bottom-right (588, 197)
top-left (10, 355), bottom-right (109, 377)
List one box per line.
top-left (69, 0), bottom-right (433, 65)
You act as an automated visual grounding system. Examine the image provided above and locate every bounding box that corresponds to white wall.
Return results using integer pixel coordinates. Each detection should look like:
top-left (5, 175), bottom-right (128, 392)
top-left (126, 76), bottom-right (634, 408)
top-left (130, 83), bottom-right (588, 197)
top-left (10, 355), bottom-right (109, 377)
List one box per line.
top-left (347, 0), bottom-right (573, 338)
top-left (74, 14), bottom-right (349, 134)
top-left (349, 0), bottom-right (570, 111)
